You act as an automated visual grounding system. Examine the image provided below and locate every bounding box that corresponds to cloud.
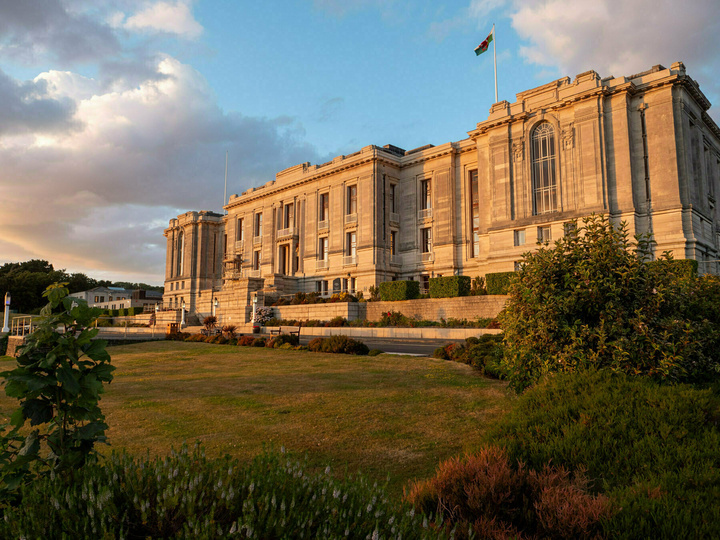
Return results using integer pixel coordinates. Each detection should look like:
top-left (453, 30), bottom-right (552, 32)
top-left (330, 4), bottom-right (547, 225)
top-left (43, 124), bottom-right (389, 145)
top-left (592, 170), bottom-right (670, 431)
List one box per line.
top-left (117, 1), bottom-right (203, 38)
top-left (0, 68), bottom-right (78, 135)
top-left (469, 0), bottom-right (720, 101)
top-left (0, 0), bottom-right (121, 64)
top-left (0, 56), bottom-right (321, 283)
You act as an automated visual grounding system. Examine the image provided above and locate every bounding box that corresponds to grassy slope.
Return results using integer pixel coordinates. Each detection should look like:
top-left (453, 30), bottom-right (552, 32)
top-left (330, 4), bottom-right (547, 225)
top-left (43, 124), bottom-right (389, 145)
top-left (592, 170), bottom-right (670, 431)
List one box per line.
top-left (0, 341), bottom-right (511, 495)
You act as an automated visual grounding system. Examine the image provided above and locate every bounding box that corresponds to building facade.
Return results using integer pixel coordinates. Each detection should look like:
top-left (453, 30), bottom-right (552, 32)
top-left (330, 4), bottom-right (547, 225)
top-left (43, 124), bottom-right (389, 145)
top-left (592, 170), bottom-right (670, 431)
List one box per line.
top-left (164, 62), bottom-right (720, 325)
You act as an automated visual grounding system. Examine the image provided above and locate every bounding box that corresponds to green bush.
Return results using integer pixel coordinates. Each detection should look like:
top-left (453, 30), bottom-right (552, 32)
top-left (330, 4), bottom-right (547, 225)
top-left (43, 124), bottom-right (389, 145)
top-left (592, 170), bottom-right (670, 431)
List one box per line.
top-left (118, 308), bottom-right (126, 317)
top-left (367, 349), bottom-right (383, 356)
top-left (0, 444), bottom-right (444, 539)
top-left (499, 214), bottom-right (720, 391)
top-left (378, 280), bottom-right (420, 301)
top-left (327, 316), bottom-right (347, 327)
top-left (267, 334), bottom-right (299, 348)
top-left (491, 370), bottom-right (720, 539)
top-left (647, 258), bottom-right (698, 279)
top-left (250, 338), bottom-right (265, 347)
top-left (307, 335), bottom-right (369, 355)
top-left (433, 347), bottom-right (449, 360)
top-left (429, 276), bottom-right (471, 298)
top-left (238, 336), bottom-right (254, 346)
top-left (484, 271), bottom-right (515, 294)
top-left (0, 334), bottom-right (7, 356)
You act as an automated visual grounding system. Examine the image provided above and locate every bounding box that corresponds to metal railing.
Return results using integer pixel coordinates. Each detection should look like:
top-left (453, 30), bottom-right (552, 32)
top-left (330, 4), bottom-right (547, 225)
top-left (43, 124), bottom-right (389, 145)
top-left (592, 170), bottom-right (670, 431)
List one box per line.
top-left (277, 226), bottom-right (295, 239)
top-left (316, 259), bottom-right (329, 270)
top-left (418, 208), bottom-right (432, 220)
top-left (10, 316), bottom-right (35, 337)
top-left (318, 219), bottom-right (329, 230)
top-left (343, 255), bottom-right (357, 266)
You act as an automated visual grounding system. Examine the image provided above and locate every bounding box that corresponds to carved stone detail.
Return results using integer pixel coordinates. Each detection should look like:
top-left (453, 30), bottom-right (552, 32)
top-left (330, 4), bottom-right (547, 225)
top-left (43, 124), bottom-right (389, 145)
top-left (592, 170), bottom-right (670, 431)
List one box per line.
top-left (561, 124), bottom-right (575, 150)
top-left (512, 141), bottom-right (524, 162)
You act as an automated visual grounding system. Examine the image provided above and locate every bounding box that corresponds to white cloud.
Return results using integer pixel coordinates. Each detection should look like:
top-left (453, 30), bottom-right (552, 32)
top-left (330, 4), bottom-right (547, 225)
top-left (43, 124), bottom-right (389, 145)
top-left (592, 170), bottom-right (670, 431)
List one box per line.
top-left (0, 56), bottom-right (320, 283)
top-left (469, 0), bottom-right (720, 102)
top-left (120, 1), bottom-right (203, 38)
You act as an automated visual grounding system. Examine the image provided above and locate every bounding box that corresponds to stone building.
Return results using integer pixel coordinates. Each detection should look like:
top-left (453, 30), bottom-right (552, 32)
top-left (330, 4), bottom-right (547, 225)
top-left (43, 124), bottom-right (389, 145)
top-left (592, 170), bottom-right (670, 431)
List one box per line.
top-left (164, 62), bottom-right (720, 325)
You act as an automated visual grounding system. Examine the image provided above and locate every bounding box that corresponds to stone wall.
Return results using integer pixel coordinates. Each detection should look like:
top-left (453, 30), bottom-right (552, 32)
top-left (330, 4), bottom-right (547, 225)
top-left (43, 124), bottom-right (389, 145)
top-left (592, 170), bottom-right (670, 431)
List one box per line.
top-left (271, 295), bottom-right (507, 323)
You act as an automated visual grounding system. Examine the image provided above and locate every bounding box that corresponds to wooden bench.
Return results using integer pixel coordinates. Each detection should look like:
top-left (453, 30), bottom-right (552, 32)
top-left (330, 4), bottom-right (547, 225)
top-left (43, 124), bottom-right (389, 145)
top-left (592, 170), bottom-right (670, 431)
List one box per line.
top-left (269, 324), bottom-right (302, 337)
top-left (200, 328), bottom-right (221, 336)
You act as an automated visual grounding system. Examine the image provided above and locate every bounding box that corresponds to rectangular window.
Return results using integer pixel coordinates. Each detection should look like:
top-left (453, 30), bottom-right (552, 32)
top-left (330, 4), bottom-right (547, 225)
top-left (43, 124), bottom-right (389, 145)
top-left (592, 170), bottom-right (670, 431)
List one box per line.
top-left (283, 203), bottom-right (294, 229)
top-left (316, 280), bottom-right (329, 295)
top-left (254, 213), bottom-right (263, 237)
top-left (563, 222), bottom-right (577, 236)
top-left (514, 230), bottom-right (525, 246)
top-left (420, 275), bottom-right (430, 294)
top-left (421, 227), bottom-right (432, 253)
top-left (420, 179), bottom-right (432, 210)
top-left (346, 231), bottom-right (357, 257)
top-left (469, 170), bottom-right (479, 257)
top-left (253, 250), bottom-right (261, 270)
top-left (390, 230), bottom-right (397, 255)
top-left (389, 184), bottom-right (396, 213)
top-left (347, 185), bottom-right (357, 215)
top-left (319, 237), bottom-right (329, 261)
top-left (237, 217), bottom-right (244, 241)
top-left (94, 296), bottom-right (99, 302)
top-left (320, 193), bottom-right (329, 222)
top-left (538, 226), bottom-right (551, 243)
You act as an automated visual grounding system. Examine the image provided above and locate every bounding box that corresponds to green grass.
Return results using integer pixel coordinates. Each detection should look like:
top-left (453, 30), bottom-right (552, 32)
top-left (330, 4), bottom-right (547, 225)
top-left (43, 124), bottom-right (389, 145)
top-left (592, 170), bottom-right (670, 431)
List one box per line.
top-left (0, 341), bottom-right (512, 495)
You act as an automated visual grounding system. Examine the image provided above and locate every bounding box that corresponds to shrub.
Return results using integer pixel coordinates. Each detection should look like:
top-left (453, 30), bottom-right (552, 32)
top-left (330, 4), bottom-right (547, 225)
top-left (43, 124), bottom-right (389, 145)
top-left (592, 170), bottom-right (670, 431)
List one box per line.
top-left (378, 280), bottom-right (420, 301)
top-left (485, 271), bottom-right (515, 295)
top-left (327, 316), bottom-right (347, 327)
top-left (368, 285), bottom-right (380, 301)
top-left (499, 214), bottom-right (720, 391)
top-left (429, 275), bottom-right (471, 298)
top-left (407, 445), bottom-right (611, 539)
top-left (469, 276), bottom-right (487, 296)
top-left (307, 335), bottom-right (369, 355)
top-left (367, 349), bottom-right (383, 356)
top-left (96, 317), bottom-right (113, 327)
top-left (117, 308), bottom-right (126, 317)
top-left (1, 444), bottom-right (443, 539)
top-left (379, 310), bottom-right (408, 327)
top-left (202, 315), bottom-right (217, 332)
top-left (254, 307), bottom-right (274, 325)
top-left (250, 338), bottom-right (265, 347)
top-left (267, 334), bottom-right (299, 348)
top-left (0, 334), bottom-right (7, 356)
top-left (221, 324), bottom-right (236, 338)
top-left (0, 284), bottom-right (114, 493)
top-left (491, 369), bottom-right (720, 539)
top-left (238, 336), bottom-right (254, 346)
top-left (433, 347), bottom-right (449, 360)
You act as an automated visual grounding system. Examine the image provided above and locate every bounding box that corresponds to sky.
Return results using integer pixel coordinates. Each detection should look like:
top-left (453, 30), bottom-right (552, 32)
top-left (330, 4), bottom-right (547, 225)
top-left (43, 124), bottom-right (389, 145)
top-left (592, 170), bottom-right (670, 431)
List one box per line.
top-left (0, 0), bottom-right (719, 286)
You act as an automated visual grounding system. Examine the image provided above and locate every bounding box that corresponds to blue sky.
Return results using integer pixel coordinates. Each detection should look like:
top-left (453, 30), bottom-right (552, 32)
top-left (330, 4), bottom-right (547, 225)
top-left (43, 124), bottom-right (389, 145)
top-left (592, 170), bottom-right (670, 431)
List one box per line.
top-left (0, 0), bottom-right (718, 284)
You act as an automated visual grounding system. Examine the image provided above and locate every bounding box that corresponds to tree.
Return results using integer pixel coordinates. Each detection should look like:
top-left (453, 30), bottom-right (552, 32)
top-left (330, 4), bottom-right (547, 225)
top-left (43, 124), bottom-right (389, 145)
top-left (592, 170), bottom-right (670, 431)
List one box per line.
top-left (499, 214), bottom-right (720, 391)
top-left (0, 283), bottom-right (115, 492)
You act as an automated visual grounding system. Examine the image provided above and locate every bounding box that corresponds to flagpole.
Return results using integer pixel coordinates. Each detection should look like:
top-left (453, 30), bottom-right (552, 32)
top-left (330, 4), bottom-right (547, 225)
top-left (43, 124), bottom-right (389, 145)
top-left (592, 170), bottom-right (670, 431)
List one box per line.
top-left (493, 23), bottom-right (498, 103)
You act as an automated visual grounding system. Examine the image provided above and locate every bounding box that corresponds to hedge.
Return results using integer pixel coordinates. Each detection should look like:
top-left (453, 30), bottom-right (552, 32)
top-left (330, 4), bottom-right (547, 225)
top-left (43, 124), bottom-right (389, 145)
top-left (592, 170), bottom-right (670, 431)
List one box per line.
top-left (429, 275), bottom-right (471, 298)
top-left (378, 280), bottom-right (420, 301)
top-left (485, 271), bottom-right (515, 294)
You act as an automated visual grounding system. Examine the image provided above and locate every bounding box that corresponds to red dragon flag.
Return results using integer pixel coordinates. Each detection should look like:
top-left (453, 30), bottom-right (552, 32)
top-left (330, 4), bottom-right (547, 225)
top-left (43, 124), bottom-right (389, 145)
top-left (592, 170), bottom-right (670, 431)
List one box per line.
top-left (474, 30), bottom-right (494, 56)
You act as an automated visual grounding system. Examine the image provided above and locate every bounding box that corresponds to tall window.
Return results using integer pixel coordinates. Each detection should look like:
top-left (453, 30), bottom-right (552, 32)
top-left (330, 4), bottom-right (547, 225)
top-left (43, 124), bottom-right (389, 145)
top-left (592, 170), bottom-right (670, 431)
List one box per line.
top-left (531, 123), bottom-right (558, 215)
top-left (175, 230), bottom-right (184, 277)
top-left (253, 249), bottom-right (261, 270)
top-left (320, 193), bottom-right (329, 222)
top-left (254, 213), bottom-right (263, 237)
top-left (421, 227), bottom-right (432, 253)
top-left (236, 217), bottom-right (244, 241)
top-left (279, 245), bottom-right (289, 274)
top-left (390, 230), bottom-right (397, 255)
top-left (283, 203), bottom-right (294, 229)
top-left (389, 184), bottom-right (396, 212)
top-left (346, 231), bottom-right (357, 257)
top-left (469, 169), bottom-right (479, 257)
top-left (420, 179), bottom-right (432, 210)
top-left (347, 185), bottom-right (357, 214)
top-left (319, 237), bottom-right (328, 261)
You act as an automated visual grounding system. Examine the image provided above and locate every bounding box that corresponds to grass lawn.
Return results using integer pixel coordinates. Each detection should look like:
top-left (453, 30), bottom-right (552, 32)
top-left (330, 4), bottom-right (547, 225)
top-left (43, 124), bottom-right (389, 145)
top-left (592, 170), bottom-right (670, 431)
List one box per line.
top-left (0, 341), bottom-right (512, 495)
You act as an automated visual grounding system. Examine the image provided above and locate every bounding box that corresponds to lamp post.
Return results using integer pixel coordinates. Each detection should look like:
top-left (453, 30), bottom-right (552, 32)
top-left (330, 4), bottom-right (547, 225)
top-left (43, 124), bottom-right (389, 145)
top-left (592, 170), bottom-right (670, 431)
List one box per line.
top-left (1, 292), bottom-right (10, 333)
top-left (212, 297), bottom-right (218, 317)
top-left (181, 299), bottom-right (186, 327)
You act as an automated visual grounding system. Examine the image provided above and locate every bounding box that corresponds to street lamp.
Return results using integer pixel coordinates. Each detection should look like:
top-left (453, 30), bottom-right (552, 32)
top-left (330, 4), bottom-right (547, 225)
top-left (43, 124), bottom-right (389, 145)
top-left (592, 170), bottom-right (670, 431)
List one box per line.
top-left (213, 297), bottom-right (218, 317)
top-left (181, 299), bottom-right (186, 327)
top-left (1, 292), bottom-right (10, 333)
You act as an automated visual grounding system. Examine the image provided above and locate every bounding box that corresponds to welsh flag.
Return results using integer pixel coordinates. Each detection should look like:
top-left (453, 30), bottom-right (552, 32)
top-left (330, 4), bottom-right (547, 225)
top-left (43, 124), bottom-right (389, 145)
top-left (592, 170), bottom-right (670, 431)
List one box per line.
top-left (474, 31), bottom-right (493, 56)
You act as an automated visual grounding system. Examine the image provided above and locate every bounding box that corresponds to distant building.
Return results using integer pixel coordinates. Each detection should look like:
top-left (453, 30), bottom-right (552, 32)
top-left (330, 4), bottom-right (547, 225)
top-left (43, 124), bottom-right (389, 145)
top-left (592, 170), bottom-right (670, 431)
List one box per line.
top-left (69, 286), bottom-right (162, 311)
top-left (164, 62), bottom-right (720, 325)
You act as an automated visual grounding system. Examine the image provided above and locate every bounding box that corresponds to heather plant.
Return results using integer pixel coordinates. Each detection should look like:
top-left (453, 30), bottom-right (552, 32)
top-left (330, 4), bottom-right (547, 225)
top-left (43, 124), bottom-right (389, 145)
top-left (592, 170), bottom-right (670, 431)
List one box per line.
top-left (0, 283), bottom-right (114, 493)
top-left (253, 307), bottom-right (273, 324)
top-left (221, 324), bottom-right (236, 338)
top-left (407, 445), bottom-right (611, 539)
top-left (202, 315), bottom-right (217, 332)
top-left (499, 214), bottom-right (720, 391)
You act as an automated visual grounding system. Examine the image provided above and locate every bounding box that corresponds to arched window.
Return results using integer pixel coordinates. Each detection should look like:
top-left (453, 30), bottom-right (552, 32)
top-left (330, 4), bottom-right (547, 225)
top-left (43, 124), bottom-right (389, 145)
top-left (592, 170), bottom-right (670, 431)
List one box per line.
top-left (531, 123), bottom-right (558, 215)
top-left (176, 230), bottom-right (184, 277)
